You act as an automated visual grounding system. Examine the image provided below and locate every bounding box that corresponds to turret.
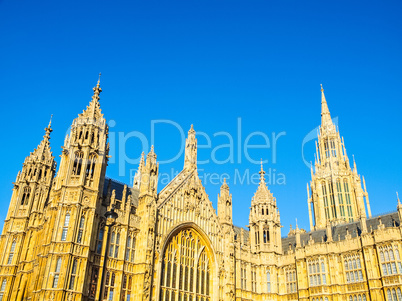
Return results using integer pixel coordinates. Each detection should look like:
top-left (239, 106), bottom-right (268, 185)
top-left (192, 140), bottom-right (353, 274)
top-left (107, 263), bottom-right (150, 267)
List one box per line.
top-left (139, 146), bottom-right (159, 198)
top-left (54, 74), bottom-right (109, 193)
top-left (249, 162), bottom-right (282, 254)
top-left (133, 152), bottom-right (145, 188)
top-left (184, 124), bottom-right (197, 170)
top-left (0, 119), bottom-right (56, 299)
top-left (397, 192), bottom-right (402, 223)
top-left (295, 222), bottom-right (301, 248)
top-left (4, 118), bottom-right (56, 221)
top-left (218, 178), bottom-right (232, 225)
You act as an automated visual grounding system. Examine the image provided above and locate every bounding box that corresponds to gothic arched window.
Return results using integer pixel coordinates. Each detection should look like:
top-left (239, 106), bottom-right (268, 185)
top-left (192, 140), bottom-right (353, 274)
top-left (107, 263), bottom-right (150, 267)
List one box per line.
top-left (127, 276), bottom-right (132, 300)
top-left (336, 179), bottom-right (345, 217)
top-left (125, 235), bottom-right (136, 262)
top-left (104, 271), bottom-right (115, 300)
top-left (329, 182), bottom-right (336, 218)
top-left (263, 229), bottom-right (269, 244)
top-left (61, 213), bottom-right (70, 241)
top-left (73, 151), bottom-right (84, 176)
top-left (344, 180), bottom-right (352, 220)
top-left (379, 245), bottom-right (402, 276)
top-left (109, 230), bottom-right (120, 258)
top-left (69, 259), bottom-right (78, 290)
top-left (322, 182), bottom-right (330, 219)
top-left (387, 289), bottom-right (392, 301)
top-left (86, 153), bottom-right (97, 179)
top-left (7, 240), bottom-right (16, 265)
top-left (266, 271), bottom-right (271, 293)
top-left (0, 279), bottom-right (6, 300)
top-left (324, 141), bottom-right (330, 158)
top-left (330, 139), bottom-right (337, 157)
top-left (160, 228), bottom-right (212, 301)
top-left (52, 258), bottom-right (62, 288)
top-left (96, 226), bottom-right (104, 254)
top-left (77, 216), bottom-right (85, 244)
top-left (21, 187), bottom-right (31, 206)
top-left (89, 267), bottom-right (99, 298)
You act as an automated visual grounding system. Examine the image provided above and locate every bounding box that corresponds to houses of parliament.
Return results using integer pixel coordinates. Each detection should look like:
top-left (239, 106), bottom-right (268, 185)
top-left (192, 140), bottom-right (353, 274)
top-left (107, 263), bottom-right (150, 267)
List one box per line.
top-left (0, 80), bottom-right (401, 301)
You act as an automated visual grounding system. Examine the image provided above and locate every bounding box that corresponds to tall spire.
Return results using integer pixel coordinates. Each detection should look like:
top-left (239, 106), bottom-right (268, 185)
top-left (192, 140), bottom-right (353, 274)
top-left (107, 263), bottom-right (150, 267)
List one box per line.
top-left (80, 73), bottom-right (104, 120)
top-left (310, 85), bottom-right (370, 229)
top-left (320, 84), bottom-right (332, 126)
top-left (31, 118), bottom-right (54, 160)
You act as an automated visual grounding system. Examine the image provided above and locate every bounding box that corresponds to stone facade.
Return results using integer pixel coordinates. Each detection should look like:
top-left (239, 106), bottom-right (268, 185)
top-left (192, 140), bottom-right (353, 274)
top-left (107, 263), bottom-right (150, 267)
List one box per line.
top-left (0, 80), bottom-right (401, 301)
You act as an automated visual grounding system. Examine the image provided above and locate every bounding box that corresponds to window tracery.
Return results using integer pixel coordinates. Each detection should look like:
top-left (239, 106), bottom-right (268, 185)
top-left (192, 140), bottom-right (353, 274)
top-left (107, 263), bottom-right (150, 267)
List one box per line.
top-left (7, 240), bottom-right (16, 265)
top-left (308, 258), bottom-right (327, 286)
top-left (0, 279), bottom-right (6, 301)
top-left (73, 151), bottom-right (83, 175)
top-left (61, 213), bottom-right (70, 241)
top-left (52, 258), bottom-right (62, 288)
top-left (379, 245), bottom-right (402, 276)
top-left (21, 187), bottom-right (31, 206)
top-left (344, 254), bottom-right (363, 283)
top-left (160, 228), bottom-right (211, 301)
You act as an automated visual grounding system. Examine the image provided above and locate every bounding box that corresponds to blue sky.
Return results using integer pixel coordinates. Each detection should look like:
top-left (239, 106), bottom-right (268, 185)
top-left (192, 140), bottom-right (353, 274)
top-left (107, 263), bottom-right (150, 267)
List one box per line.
top-left (0, 0), bottom-right (401, 234)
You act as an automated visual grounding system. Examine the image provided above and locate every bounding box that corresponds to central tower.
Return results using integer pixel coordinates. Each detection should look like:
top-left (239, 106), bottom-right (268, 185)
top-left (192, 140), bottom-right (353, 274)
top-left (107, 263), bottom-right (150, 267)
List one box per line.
top-left (307, 85), bottom-right (371, 230)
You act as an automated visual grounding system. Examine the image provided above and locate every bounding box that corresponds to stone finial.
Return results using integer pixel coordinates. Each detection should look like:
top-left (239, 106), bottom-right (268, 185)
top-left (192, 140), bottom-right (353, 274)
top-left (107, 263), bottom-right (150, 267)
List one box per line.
top-left (320, 83), bottom-right (332, 126)
top-left (44, 114), bottom-right (53, 139)
top-left (378, 217), bottom-right (385, 230)
top-left (326, 221), bottom-right (333, 242)
top-left (221, 178), bottom-right (229, 190)
top-left (345, 227), bottom-right (352, 240)
top-left (111, 189), bottom-right (116, 207)
top-left (79, 74), bottom-right (103, 120)
top-left (308, 233), bottom-right (314, 245)
top-left (184, 125), bottom-right (197, 170)
top-left (259, 159), bottom-right (266, 183)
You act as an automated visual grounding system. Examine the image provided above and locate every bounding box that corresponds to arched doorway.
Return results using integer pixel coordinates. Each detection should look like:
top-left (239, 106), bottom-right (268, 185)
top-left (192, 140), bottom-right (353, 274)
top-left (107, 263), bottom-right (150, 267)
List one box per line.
top-left (160, 228), bottom-right (212, 301)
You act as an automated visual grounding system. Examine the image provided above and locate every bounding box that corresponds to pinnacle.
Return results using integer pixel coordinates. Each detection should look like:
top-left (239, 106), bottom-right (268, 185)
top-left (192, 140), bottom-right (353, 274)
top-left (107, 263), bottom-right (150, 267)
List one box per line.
top-left (189, 124), bottom-right (195, 134)
top-left (80, 75), bottom-right (104, 120)
top-left (31, 120), bottom-right (54, 160)
top-left (259, 160), bottom-right (266, 184)
top-left (252, 162), bottom-right (273, 204)
top-left (320, 84), bottom-right (332, 126)
top-left (221, 178), bottom-right (229, 190)
top-left (44, 115), bottom-right (53, 140)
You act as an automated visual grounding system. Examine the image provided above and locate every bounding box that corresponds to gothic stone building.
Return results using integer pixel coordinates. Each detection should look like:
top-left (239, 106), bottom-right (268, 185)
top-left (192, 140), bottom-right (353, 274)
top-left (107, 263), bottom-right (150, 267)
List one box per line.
top-left (0, 81), bottom-right (401, 301)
